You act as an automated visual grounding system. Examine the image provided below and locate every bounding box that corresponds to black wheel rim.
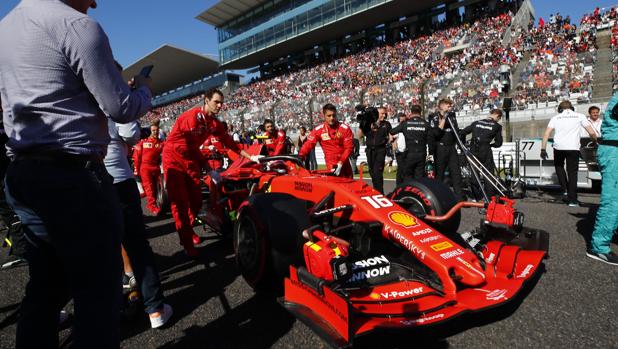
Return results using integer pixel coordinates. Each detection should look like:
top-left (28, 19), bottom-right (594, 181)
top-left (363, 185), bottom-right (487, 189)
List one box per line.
top-left (398, 196), bottom-right (427, 217)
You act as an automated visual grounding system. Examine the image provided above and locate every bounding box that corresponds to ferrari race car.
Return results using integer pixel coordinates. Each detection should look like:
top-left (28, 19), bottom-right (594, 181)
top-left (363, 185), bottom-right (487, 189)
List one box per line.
top-left (201, 146), bottom-right (548, 347)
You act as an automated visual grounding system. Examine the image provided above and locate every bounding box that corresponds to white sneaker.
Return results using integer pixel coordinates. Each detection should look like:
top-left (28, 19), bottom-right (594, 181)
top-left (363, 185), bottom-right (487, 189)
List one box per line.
top-left (149, 303), bottom-right (173, 329)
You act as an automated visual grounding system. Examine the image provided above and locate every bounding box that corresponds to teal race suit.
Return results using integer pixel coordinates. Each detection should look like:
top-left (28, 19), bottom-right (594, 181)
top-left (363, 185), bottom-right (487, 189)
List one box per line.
top-left (590, 92), bottom-right (618, 254)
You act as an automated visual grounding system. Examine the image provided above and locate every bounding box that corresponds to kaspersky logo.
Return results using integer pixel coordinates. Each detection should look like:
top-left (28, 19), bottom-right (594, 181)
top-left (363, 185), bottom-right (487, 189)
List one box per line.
top-left (388, 211), bottom-right (420, 228)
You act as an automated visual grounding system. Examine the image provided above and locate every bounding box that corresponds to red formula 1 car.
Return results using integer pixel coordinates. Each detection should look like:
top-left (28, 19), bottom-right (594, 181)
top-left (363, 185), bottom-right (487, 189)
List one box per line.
top-left (201, 146), bottom-right (548, 347)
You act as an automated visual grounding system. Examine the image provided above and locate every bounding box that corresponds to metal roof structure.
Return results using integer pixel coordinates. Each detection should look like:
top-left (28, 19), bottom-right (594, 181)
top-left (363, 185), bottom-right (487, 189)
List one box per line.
top-left (121, 45), bottom-right (220, 96)
top-left (196, 0), bottom-right (269, 27)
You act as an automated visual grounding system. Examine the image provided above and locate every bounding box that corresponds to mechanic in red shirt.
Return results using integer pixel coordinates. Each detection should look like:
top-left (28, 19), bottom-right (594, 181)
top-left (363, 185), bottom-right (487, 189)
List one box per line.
top-left (262, 119), bottom-right (287, 156)
top-left (299, 103), bottom-right (354, 178)
top-left (162, 88), bottom-right (259, 257)
top-left (133, 123), bottom-right (164, 215)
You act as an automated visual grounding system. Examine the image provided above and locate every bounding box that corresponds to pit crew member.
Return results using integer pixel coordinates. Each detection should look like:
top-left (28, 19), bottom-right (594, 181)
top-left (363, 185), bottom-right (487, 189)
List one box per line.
top-left (262, 119), bottom-right (287, 156)
top-left (299, 103), bottom-right (354, 178)
top-left (541, 101), bottom-right (597, 207)
top-left (162, 88), bottom-right (258, 258)
top-left (133, 123), bottom-right (164, 215)
top-left (460, 108), bottom-right (503, 198)
top-left (429, 99), bottom-right (464, 201)
top-left (389, 105), bottom-right (431, 181)
top-left (358, 107), bottom-right (392, 193)
top-left (200, 134), bottom-right (225, 171)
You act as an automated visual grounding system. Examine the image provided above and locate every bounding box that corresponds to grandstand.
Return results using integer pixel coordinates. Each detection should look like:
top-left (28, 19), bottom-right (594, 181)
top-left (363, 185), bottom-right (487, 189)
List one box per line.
top-left (132, 2), bottom-right (618, 142)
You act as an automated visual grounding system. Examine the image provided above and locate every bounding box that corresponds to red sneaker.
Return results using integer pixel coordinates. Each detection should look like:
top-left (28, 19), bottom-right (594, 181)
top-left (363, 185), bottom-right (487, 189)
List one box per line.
top-left (192, 234), bottom-right (201, 246)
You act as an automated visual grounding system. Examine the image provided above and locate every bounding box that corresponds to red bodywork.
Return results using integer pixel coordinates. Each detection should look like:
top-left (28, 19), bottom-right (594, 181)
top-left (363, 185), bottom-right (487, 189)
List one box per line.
top-left (204, 148), bottom-right (546, 347)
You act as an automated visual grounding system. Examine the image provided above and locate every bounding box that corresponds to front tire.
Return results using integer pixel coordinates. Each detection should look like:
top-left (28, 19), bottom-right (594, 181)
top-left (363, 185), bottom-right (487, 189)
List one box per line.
top-left (389, 178), bottom-right (461, 236)
top-left (234, 193), bottom-right (310, 295)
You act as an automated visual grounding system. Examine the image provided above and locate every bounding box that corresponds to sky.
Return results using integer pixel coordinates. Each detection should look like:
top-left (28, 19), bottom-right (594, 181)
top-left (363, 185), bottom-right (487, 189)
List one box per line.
top-left (1, 0), bottom-right (617, 70)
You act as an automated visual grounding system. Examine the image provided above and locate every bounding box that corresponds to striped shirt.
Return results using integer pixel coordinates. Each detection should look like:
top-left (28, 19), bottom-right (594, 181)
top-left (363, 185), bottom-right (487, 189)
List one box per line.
top-left (0, 0), bottom-right (151, 159)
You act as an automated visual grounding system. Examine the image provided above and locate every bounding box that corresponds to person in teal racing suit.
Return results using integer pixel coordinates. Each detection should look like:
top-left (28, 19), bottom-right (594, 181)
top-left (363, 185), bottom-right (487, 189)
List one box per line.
top-left (587, 92), bottom-right (618, 265)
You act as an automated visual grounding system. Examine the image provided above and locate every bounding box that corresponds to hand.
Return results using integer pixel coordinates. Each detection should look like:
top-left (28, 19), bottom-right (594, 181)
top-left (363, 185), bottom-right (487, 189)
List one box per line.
top-left (208, 145), bottom-right (215, 151)
top-left (540, 149), bottom-right (548, 160)
top-left (332, 162), bottom-right (343, 176)
top-left (131, 75), bottom-right (153, 91)
top-left (426, 155), bottom-right (434, 162)
top-left (250, 155), bottom-right (265, 162)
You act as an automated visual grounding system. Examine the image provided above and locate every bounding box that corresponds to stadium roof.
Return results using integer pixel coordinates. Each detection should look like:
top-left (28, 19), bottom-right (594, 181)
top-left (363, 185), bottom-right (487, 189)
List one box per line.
top-left (197, 0), bottom-right (269, 27)
top-left (121, 45), bottom-right (219, 96)
top-left (200, 0), bottom-right (444, 69)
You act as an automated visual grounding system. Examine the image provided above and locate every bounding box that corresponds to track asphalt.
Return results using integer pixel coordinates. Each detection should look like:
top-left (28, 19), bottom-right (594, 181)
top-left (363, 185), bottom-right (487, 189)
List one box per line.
top-left (0, 183), bottom-right (616, 349)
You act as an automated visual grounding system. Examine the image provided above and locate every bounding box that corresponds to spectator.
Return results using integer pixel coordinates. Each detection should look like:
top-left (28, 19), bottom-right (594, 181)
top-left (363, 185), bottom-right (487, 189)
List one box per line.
top-left (0, 0), bottom-right (152, 347)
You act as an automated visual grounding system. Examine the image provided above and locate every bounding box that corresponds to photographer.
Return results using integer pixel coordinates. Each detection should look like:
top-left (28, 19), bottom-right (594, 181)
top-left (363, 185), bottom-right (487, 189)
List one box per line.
top-left (358, 106), bottom-right (392, 193)
top-left (460, 109), bottom-right (503, 198)
top-left (389, 105), bottom-right (431, 181)
top-left (429, 99), bottom-right (464, 201)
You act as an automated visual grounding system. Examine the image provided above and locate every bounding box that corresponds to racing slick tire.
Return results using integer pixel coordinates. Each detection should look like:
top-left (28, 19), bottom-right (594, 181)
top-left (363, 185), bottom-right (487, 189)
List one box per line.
top-left (155, 169), bottom-right (169, 213)
top-left (389, 178), bottom-right (461, 236)
top-left (234, 193), bottom-right (310, 295)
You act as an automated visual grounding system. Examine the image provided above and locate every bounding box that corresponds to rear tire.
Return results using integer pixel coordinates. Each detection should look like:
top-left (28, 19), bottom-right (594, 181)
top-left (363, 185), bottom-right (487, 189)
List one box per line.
top-left (234, 193), bottom-right (310, 295)
top-left (389, 178), bottom-right (461, 236)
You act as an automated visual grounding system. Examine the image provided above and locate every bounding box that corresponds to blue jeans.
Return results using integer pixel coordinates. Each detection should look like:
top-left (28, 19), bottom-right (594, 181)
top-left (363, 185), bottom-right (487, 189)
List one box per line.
top-left (114, 178), bottom-right (165, 314)
top-left (5, 158), bottom-right (122, 349)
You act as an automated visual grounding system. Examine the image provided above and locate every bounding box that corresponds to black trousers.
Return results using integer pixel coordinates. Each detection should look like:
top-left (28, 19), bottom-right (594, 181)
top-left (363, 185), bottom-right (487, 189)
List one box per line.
top-left (553, 149), bottom-right (580, 202)
top-left (114, 179), bottom-right (164, 314)
top-left (471, 146), bottom-right (497, 199)
top-left (404, 151), bottom-right (426, 180)
top-left (366, 146), bottom-right (386, 193)
top-left (395, 152), bottom-right (406, 185)
top-left (5, 159), bottom-right (122, 349)
top-left (435, 144), bottom-right (463, 201)
top-left (0, 136), bottom-right (27, 258)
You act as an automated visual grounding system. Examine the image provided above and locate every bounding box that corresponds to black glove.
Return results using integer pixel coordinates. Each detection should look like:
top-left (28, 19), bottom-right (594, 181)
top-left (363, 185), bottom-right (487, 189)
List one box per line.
top-left (540, 149), bottom-right (548, 160)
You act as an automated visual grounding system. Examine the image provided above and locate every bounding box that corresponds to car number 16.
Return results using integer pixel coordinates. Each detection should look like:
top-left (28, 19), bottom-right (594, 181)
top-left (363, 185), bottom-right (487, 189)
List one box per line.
top-left (361, 195), bottom-right (393, 209)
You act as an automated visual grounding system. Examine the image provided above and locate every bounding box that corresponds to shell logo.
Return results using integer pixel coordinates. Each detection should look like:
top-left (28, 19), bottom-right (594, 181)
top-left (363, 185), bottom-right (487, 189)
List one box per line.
top-left (369, 293), bottom-right (380, 300)
top-left (388, 211), bottom-right (419, 228)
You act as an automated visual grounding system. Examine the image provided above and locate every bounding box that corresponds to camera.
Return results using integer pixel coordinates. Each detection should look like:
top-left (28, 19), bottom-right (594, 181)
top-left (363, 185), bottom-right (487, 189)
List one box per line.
top-left (355, 105), bottom-right (379, 133)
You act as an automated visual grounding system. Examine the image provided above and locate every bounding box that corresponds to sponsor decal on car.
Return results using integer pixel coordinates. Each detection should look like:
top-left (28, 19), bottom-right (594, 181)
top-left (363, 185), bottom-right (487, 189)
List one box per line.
top-left (290, 278), bottom-right (347, 322)
top-left (440, 249), bottom-right (465, 260)
top-left (456, 257), bottom-right (485, 278)
top-left (400, 313), bottom-right (444, 326)
top-left (379, 287), bottom-right (424, 300)
top-left (385, 225), bottom-right (426, 260)
top-left (388, 211), bottom-right (420, 228)
top-left (294, 181), bottom-right (312, 192)
top-left (419, 235), bottom-right (441, 244)
top-left (350, 255), bottom-right (391, 282)
top-left (430, 241), bottom-right (453, 252)
top-left (352, 255), bottom-right (389, 269)
top-left (412, 228), bottom-right (433, 237)
top-left (475, 288), bottom-right (509, 301)
top-left (516, 264), bottom-right (534, 279)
